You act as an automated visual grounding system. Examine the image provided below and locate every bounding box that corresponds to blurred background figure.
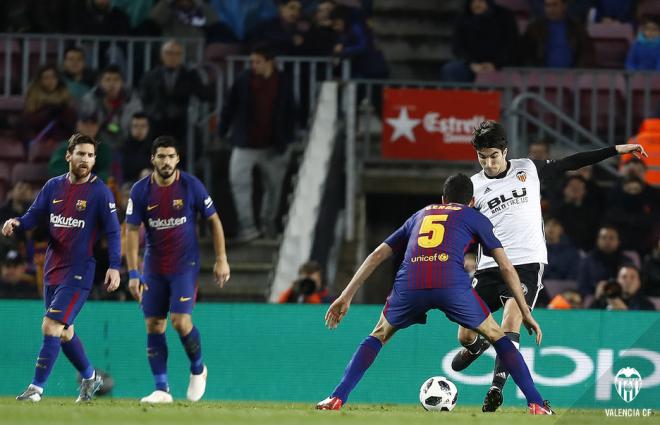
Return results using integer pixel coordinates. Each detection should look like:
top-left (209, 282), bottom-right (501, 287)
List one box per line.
top-left (589, 266), bottom-right (655, 310)
top-left (278, 260), bottom-right (332, 304)
top-left (0, 250), bottom-right (39, 299)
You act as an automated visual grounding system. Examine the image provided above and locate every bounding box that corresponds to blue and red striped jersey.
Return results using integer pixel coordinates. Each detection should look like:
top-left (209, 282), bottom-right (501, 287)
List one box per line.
top-left (384, 203), bottom-right (502, 290)
top-left (18, 174), bottom-right (121, 288)
top-left (126, 170), bottom-right (217, 275)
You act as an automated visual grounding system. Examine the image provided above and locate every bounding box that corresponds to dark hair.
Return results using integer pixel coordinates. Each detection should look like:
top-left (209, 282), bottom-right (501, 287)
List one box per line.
top-left (330, 5), bottom-right (352, 23)
top-left (67, 133), bottom-right (98, 154)
top-left (250, 43), bottom-right (275, 61)
top-left (298, 260), bottom-right (321, 275)
top-left (132, 111), bottom-right (149, 121)
top-left (563, 174), bottom-right (587, 188)
top-left (100, 64), bottom-right (123, 79)
top-left (618, 264), bottom-right (641, 278)
top-left (151, 135), bottom-right (178, 156)
top-left (443, 173), bottom-right (473, 205)
top-left (64, 46), bottom-right (85, 58)
top-left (640, 15), bottom-right (660, 27)
top-left (471, 120), bottom-right (508, 151)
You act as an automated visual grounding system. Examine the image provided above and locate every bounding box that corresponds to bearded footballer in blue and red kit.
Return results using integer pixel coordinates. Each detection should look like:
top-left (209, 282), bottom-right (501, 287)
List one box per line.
top-left (2, 134), bottom-right (121, 403)
top-left (125, 136), bottom-right (230, 404)
top-left (316, 174), bottom-right (554, 415)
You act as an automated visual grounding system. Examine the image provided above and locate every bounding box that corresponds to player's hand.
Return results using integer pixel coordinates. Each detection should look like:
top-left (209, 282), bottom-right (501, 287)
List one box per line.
top-left (522, 313), bottom-right (542, 346)
top-left (128, 278), bottom-right (143, 302)
top-left (2, 218), bottom-right (20, 237)
top-left (214, 258), bottom-right (230, 288)
top-left (105, 268), bottom-right (120, 293)
top-left (616, 144), bottom-right (648, 158)
top-left (325, 295), bottom-right (351, 329)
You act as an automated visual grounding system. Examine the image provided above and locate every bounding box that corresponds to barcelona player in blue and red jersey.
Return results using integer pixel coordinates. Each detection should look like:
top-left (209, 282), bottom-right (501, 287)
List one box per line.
top-left (2, 134), bottom-right (121, 403)
top-left (125, 136), bottom-right (230, 403)
top-left (316, 174), bottom-right (554, 415)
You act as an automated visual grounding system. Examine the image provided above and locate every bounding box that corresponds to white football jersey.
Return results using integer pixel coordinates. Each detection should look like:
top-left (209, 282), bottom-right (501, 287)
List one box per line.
top-left (471, 158), bottom-right (548, 270)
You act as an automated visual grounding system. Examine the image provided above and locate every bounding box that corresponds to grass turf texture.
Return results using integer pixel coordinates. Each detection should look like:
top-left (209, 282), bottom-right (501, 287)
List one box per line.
top-left (1, 399), bottom-right (656, 425)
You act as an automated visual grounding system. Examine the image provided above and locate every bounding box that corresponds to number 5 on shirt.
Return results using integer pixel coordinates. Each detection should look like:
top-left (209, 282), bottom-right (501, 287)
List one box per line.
top-left (417, 214), bottom-right (448, 248)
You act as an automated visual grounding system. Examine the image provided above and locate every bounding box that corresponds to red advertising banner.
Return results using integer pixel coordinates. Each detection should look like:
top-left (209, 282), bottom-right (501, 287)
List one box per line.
top-left (381, 88), bottom-right (501, 160)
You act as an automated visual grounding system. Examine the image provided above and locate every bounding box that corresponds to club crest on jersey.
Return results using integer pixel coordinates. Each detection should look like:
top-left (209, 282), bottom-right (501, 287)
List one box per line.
top-left (173, 199), bottom-right (184, 210)
top-left (75, 200), bottom-right (87, 211)
top-left (516, 171), bottom-right (527, 182)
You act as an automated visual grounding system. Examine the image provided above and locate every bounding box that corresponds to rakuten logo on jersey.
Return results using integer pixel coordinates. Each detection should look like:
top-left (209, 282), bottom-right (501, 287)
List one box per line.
top-left (148, 216), bottom-right (187, 230)
top-left (50, 213), bottom-right (85, 229)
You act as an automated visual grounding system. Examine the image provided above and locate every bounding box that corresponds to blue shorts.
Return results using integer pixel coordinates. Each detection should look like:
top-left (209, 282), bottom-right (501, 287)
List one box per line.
top-left (383, 285), bottom-right (490, 330)
top-left (141, 269), bottom-right (199, 317)
top-left (44, 285), bottom-right (90, 326)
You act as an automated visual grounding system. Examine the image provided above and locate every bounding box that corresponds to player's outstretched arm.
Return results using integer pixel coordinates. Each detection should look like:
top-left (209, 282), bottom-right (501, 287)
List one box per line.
top-left (1, 218), bottom-right (20, 237)
top-left (538, 144), bottom-right (648, 180)
top-left (490, 248), bottom-right (543, 346)
top-left (125, 224), bottom-right (143, 302)
top-left (615, 143), bottom-right (647, 158)
top-left (208, 213), bottom-right (230, 287)
top-left (325, 243), bottom-right (393, 329)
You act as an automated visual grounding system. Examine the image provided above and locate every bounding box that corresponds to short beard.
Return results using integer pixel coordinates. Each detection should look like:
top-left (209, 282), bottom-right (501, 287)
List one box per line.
top-left (71, 165), bottom-right (91, 180)
top-left (155, 166), bottom-right (174, 179)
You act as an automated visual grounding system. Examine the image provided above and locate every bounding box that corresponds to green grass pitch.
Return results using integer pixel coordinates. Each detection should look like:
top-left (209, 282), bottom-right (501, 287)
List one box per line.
top-left (1, 398), bottom-right (656, 425)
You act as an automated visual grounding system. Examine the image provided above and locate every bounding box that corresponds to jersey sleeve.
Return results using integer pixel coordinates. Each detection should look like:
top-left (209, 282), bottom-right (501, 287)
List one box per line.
top-left (125, 183), bottom-right (144, 226)
top-left (18, 180), bottom-right (51, 230)
top-left (383, 214), bottom-right (414, 255)
top-left (192, 176), bottom-right (217, 219)
top-left (470, 210), bottom-right (503, 254)
top-left (99, 185), bottom-right (121, 269)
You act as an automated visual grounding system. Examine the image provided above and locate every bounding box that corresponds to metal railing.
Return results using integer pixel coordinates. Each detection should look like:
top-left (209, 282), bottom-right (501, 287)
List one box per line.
top-left (0, 33), bottom-right (205, 95)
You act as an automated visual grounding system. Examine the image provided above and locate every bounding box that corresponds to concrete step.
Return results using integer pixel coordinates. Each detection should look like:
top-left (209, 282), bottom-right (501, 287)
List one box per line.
top-left (198, 261), bottom-right (273, 302)
top-left (372, 17), bottom-right (452, 37)
top-left (374, 0), bottom-right (461, 13)
top-left (379, 38), bottom-right (451, 62)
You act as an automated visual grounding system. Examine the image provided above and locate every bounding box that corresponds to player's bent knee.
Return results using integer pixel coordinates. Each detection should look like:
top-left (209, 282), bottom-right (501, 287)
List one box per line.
top-left (170, 313), bottom-right (192, 335)
top-left (60, 325), bottom-right (74, 342)
top-left (475, 315), bottom-right (504, 343)
top-left (458, 326), bottom-right (477, 346)
top-left (145, 317), bottom-right (167, 334)
top-left (41, 317), bottom-right (65, 337)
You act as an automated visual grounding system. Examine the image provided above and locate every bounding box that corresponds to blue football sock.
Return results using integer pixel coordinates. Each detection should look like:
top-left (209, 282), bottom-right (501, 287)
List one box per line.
top-left (32, 335), bottom-right (61, 388)
top-left (61, 334), bottom-right (94, 380)
top-left (492, 336), bottom-right (543, 405)
top-left (180, 326), bottom-right (204, 375)
top-left (331, 335), bottom-right (383, 403)
top-left (147, 333), bottom-right (169, 392)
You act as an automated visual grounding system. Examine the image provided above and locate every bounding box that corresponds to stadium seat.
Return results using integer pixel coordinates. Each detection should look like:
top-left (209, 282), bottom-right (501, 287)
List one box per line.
top-left (204, 43), bottom-right (243, 66)
top-left (543, 279), bottom-right (578, 299)
top-left (11, 162), bottom-right (48, 185)
top-left (638, 0), bottom-right (660, 18)
top-left (517, 70), bottom-right (576, 130)
top-left (0, 160), bottom-right (12, 183)
top-left (0, 95), bottom-right (25, 113)
top-left (649, 297), bottom-right (660, 311)
top-left (588, 22), bottom-right (634, 69)
top-left (629, 72), bottom-right (660, 130)
top-left (576, 73), bottom-right (626, 135)
top-left (28, 139), bottom-right (60, 163)
top-left (0, 136), bottom-right (26, 161)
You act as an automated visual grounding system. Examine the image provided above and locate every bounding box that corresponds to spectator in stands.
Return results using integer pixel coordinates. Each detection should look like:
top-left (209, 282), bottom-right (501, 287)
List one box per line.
top-left (80, 65), bottom-right (143, 151)
top-left (549, 175), bottom-right (599, 251)
top-left (0, 181), bottom-right (34, 255)
top-left (642, 237), bottom-right (660, 296)
top-left (61, 46), bottom-right (97, 106)
top-left (68, 0), bottom-right (131, 35)
top-left (219, 44), bottom-right (295, 243)
top-left (120, 112), bottom-right (152, 184)
top-left (278, 260), bottom-right (332, 303)
top-left (48, 111), bottom-right (113, 181)
top-left (140, 39), bottom-right (210, 147)
top-left (528, 139), bottom-right (550, 161)
top-left (28, 0), bottom-right (70, 33)
top-left (0, 250), bottom-right (39, 299)
top-left (251, 0), bottom-right (306, 56)
top-left (603, 174), bottom-right (656, 255)
top-left (522, 0), bottom-right (593, 68)
top-left (529, 0), bottom-right (593, 23)
top-left (625, 16), bottom-right (660, 71)
top-left (330, 5), bottom-right (388, 78)
top-left (593, 0), bottom-right (636, 24)
top-left (545, 216), bottom-right (580, 280)
top-left (303, 0), bottom-right (338, 56)
top-left (577, 225), bottom-right (635, 297)
top-left (151, 0), bottom-right (219, 39)
top-left (442, 0), bottom-right (519, 82)
top-left (19, 64), bottom-right (77, 145)
top-left (590, 266), bottom-right (655, 310)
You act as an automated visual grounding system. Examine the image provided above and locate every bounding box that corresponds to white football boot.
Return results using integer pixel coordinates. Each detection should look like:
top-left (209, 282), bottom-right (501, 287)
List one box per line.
top-left (140, 390), bottom-right (173, 403)
top-left (186, 365), bottom-right (207, 402)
